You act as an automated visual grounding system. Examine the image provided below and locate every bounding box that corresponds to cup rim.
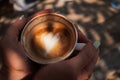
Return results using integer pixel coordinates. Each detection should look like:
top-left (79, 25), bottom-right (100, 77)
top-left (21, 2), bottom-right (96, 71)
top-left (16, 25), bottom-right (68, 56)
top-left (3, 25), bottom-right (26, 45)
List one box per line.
top-left (21, 12), bottom-right (78, 64)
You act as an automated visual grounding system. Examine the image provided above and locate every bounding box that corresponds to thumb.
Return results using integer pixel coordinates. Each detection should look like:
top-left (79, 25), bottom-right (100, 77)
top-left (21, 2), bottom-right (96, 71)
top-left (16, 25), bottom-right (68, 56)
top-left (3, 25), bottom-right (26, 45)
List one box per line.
top-left (67, 43), bottom-right (98, 73)
top-left (78, 49), bottom-right (99, 80)
top-left (6, 18), bottom-right (27, 40)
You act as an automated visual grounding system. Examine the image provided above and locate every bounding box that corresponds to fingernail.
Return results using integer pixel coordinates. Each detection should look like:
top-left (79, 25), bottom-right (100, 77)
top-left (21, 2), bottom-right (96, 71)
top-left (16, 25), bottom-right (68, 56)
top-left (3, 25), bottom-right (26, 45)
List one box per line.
top-left (74, 24), bottom-right (81, 32)
top-left (77, 29), bottom-right (81, 32)
top-left (76, 26), bottom-right (81, 32)
top-left (93, 41), bottom-right (101, 49)
top-left (18, 15), bottom-right (25, 20)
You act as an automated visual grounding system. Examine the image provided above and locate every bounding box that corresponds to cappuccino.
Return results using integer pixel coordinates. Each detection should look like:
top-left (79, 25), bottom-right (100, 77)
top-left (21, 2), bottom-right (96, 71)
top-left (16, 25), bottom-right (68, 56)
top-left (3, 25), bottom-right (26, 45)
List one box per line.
top-left (21, 13), bottom-right (77, 64)
top-left (27, 21), bottom-right (75, 59)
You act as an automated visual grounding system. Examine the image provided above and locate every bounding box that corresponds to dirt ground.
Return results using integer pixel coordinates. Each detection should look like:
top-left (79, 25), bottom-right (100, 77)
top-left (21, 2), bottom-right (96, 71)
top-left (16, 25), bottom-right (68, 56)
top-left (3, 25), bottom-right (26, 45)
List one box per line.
top-left (0, 0), bottom-right (120, 80)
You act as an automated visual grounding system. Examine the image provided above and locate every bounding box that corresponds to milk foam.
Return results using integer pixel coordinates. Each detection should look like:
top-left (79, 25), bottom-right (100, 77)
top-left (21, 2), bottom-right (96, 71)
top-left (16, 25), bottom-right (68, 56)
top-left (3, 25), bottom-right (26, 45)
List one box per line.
top-left (36, 32), bottom-right (60, 56)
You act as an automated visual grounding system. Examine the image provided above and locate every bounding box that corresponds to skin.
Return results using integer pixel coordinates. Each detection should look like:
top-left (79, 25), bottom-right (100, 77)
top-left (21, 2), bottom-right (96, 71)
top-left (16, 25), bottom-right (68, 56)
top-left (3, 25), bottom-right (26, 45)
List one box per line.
top-left (0, 10), bottom-right (99, 80)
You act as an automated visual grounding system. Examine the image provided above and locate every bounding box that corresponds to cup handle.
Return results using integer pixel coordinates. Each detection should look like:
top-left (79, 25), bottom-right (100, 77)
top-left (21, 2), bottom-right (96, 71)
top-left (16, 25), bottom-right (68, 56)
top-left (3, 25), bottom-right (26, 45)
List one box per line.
top-left (75, 43), bottom-right (86, 50)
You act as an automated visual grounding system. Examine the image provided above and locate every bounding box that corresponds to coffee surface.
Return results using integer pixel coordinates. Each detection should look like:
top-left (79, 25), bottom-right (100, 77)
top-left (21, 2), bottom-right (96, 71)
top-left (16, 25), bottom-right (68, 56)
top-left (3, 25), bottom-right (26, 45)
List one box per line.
top-left (27, 21), bottom-right (75, 59)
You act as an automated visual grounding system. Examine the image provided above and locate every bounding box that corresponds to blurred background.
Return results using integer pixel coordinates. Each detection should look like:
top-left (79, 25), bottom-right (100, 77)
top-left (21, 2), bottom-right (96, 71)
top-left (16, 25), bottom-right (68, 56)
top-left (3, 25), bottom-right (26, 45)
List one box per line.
top-left (0, 0), bottom-right (120, 80)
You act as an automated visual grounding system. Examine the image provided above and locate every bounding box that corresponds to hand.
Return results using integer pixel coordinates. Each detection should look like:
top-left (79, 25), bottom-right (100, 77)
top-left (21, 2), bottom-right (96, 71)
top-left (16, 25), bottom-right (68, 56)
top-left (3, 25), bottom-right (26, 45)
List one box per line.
top-left (0, 10), bottom-right (99, 80)
top-left (33, 32), bottom-right (99, 80)
top-left (0, 19), bottom-right (34, 80)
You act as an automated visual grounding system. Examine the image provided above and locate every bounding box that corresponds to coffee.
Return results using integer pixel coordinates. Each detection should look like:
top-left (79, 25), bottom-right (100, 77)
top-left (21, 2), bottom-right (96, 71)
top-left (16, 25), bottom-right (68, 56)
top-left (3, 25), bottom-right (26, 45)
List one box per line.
top-left (27, 21), bottom-right (75, 58)
top-left (21, 13), bottom-right (77, 64)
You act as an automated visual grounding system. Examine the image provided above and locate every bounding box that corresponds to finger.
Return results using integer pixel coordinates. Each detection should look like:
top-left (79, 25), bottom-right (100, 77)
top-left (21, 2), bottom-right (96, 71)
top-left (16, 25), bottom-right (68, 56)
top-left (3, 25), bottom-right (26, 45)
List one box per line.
top-left (67, 43), bottom-right (98, 72)
top-left (6, 18), bottom-right (27, 40)
top-left (11, 19), bottom-right (27, 31)
top-left (78, 32), bottom-right (91, 43)
top-left (85, 50), bottom-right (99, 75)
top-left (78, 49), bottom-right (99, 80)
